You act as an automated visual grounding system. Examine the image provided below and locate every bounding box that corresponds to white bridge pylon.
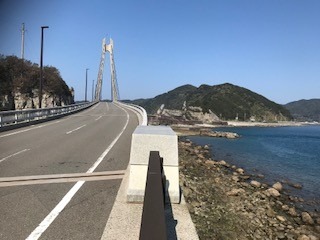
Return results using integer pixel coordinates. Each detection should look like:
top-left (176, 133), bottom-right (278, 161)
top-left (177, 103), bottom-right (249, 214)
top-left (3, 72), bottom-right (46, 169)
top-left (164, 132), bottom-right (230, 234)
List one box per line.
top-left (95, 38), bottom-right (120, 102)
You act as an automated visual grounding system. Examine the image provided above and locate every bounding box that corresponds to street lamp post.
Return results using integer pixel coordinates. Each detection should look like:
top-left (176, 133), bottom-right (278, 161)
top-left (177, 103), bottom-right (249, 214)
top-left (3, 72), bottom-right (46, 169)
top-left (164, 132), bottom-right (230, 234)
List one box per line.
top-left (92, 80), bottom-right (95, 102)
top-left (85, 68), bottom-right (89, 102)
top-left (39, 26), bottom-right (49, 109)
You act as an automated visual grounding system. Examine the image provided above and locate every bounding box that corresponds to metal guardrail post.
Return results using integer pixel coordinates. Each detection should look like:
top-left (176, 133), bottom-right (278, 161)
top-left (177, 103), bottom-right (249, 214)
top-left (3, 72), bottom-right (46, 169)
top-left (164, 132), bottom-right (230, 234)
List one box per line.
top-left (139, 151), bottom-right (167, 240)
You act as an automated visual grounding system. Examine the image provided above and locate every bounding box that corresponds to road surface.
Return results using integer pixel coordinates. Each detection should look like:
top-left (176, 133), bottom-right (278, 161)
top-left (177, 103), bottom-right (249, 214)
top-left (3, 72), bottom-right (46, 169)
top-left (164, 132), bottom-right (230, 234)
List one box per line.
top-left (0, 102), bottom-right (139, 240)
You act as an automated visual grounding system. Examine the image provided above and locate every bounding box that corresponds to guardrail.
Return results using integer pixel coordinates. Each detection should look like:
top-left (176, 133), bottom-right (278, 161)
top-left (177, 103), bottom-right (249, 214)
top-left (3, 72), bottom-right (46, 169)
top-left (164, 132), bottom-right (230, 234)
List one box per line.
top-left (115, 101), bottom-right (148, 126)
top-left (0, 102), bottom-right (96, 128)
top-left (139, 151), bottom-right (167, 240)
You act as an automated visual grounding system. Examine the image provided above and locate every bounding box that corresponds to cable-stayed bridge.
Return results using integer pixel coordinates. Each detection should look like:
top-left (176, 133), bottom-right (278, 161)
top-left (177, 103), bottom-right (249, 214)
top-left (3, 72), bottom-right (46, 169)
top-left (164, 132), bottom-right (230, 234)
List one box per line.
top-left (0, 39), bottom-right (197, 240)
top-left (95, 38), bottom-right (120, 102)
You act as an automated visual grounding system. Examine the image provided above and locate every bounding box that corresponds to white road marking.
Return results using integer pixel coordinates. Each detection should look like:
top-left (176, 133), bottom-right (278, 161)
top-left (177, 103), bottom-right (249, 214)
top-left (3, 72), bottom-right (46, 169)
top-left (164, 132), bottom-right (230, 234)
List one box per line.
top-left (91, 103), bottom-right (99, 111)
top-left (106, 102), bottom-right (109, 112)
top-left (0, 149), bottom-right (30, 163)
top-left (68, 103), bottom-right (99, 117)
top-left (26, 103), bottom-right (130, 240)
top-left (65, 124), bottom-right (86, 134)
top-left (0, 120), bottom-right (62, 139)
top-left (95, 116), bottom-right (102, 121)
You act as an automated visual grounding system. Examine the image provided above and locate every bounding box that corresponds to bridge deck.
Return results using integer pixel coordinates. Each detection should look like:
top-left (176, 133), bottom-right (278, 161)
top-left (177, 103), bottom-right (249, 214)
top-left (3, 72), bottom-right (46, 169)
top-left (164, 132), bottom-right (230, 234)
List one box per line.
top-left (0, 102), bottom-right (138, 240)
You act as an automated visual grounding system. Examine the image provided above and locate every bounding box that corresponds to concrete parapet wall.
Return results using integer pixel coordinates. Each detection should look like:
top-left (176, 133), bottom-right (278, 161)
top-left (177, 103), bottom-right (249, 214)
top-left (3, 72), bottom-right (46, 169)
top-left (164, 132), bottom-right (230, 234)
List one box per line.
top-left (127, 125), bottom-right (180, 203)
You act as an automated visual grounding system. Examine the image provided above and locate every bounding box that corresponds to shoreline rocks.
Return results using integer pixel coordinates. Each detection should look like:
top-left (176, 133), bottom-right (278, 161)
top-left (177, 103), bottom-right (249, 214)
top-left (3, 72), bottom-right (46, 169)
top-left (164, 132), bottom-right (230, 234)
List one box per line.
top-left (200, 130), bottom-right (240, 139)
top-left (179, 139), bottom-right (320, 239)
top-left (172, 126), bottom-right (240, 139)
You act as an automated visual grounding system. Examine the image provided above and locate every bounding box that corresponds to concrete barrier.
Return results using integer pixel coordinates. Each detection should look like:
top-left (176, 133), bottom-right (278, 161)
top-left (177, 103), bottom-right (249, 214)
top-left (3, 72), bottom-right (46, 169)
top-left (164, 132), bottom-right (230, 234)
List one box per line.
top-left (127, 125), bottom-right (180, 203)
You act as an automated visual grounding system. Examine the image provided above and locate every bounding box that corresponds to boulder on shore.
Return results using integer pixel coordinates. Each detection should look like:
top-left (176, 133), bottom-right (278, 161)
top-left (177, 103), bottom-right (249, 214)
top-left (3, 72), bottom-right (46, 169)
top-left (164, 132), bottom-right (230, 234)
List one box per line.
top-left (272, 182), bottom-right (283, 191)
top-left (301, 212), bottom-right (314, 225)
top-left (265, 188), bottom-right (280, 197)
top-left (250, 180), bottom-right (261, 188)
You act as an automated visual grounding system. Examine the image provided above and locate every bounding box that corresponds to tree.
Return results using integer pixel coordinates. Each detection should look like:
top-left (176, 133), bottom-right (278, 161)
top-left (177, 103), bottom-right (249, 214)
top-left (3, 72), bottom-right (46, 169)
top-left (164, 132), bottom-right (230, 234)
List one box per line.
top-left (0, 55), bottom-right (74, 110)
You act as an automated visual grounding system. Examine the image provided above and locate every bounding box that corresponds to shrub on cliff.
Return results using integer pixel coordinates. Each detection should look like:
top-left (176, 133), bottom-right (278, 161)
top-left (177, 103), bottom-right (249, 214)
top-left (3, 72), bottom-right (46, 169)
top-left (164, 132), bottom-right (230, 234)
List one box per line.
top-left (0, 55), bottom-right (74, 110)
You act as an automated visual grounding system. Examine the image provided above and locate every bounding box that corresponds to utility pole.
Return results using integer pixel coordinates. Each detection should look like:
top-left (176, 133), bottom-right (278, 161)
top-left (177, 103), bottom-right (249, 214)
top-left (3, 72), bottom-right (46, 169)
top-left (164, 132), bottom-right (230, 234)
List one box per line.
top-left (21, 23), bottom-right (25, 59)
top-left (85, 68), bottom-right (89, 102)
top-left (39, 26), bottom-right (49, 109)
top-left (92, 80), bottom-right (95, 102)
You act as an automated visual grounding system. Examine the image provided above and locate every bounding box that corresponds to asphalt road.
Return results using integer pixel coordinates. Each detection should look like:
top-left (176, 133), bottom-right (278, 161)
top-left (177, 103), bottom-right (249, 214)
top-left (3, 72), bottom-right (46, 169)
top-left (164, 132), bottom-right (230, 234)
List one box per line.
top-left (0, 102), bottom-right (139, 240)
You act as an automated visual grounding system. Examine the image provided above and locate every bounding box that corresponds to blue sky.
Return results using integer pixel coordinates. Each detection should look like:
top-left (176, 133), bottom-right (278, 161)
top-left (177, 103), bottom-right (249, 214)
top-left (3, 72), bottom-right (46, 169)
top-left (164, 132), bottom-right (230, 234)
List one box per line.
top-left (1, 0), bottom-right (319, 104)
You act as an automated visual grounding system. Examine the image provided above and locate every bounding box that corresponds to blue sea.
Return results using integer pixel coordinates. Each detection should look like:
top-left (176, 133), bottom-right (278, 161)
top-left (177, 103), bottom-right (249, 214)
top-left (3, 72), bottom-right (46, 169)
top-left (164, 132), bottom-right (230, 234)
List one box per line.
top-left (188, 126), bottom-right (320, 210)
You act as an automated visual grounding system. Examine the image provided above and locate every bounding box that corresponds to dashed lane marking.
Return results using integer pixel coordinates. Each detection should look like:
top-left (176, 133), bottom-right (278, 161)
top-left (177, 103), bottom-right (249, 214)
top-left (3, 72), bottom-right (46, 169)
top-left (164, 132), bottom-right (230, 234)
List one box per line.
top-left (65, 124), bottom-right (86, 134)
top-left (0, 120), bottom-right (63, 138)
top-left (0, 149), bottom-right (30, 163)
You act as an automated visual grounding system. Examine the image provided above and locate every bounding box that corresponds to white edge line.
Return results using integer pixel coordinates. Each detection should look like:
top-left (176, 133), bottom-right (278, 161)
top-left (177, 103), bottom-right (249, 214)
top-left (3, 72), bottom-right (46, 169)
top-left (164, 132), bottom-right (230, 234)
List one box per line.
top-left (65, 124), bottom-right (86, 134)
top-left (0, 149), bottom-right (30, 163)
top-left (0, 120), bottom-right (62, 139)
top-left (91, 103), bottom-right (98, 111)
top-left (26, 103), bottom-right (130, 240)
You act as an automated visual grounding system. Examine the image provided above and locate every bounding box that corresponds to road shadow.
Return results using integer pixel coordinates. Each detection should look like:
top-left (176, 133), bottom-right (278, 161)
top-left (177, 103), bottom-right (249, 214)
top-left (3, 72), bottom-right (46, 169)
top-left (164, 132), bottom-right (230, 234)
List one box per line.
top-left (165, 180), bottom-right (178, 240)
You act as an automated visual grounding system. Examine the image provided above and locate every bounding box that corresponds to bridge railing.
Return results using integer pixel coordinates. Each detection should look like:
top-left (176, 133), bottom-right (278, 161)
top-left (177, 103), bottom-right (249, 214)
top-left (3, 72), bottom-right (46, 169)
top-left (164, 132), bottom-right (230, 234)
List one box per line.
top-left (116, 101), bottom-right (148, 126)
top-left (139, 151), bottom-right (167, 240)
top-left (0, 102), bottom-right (96, 127)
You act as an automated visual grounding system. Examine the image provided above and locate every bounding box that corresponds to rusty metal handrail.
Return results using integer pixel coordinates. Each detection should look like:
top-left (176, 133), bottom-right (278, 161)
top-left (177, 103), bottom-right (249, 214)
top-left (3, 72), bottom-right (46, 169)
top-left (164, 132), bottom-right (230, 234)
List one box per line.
top-left (139, 151), bottom-right (167, 240)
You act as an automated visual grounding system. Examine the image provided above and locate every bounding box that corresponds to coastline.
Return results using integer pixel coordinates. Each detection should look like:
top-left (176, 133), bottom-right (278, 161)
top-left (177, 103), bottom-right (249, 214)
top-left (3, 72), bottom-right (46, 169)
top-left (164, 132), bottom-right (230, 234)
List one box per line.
top-left (227, 121), bottom-right (319, 127)
top-left (178, 138), bottom-right (320, 239)
top-left (172, 120), bottom-right (319, 132)
top-left (171, 121), bottom-right (319, 138)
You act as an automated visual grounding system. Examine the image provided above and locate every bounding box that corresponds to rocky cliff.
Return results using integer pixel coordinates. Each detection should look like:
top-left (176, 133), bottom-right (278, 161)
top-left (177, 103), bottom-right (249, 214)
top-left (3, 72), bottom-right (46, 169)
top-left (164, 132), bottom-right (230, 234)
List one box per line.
top-left (0, 55), bottom-right (74, 111)
top-left (152, 102), bottom-right (221, 124)
top-left (0, 89), bottom-right (74, 110)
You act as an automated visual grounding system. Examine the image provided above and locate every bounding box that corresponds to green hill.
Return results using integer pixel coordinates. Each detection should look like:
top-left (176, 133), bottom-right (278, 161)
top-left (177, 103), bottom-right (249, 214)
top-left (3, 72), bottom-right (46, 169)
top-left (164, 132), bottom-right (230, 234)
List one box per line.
top-left (130, 83), bottom-right (292, 122)
top-left (284, 99), bottom-right (320, 122)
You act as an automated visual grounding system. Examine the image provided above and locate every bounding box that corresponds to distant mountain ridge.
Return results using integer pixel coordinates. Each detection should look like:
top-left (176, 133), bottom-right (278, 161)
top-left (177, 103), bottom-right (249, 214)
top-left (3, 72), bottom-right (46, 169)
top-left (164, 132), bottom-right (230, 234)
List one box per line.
top-left (284, 99), bottom-right (320, 122)
top-left (130, 83), bottom-right (292, 122)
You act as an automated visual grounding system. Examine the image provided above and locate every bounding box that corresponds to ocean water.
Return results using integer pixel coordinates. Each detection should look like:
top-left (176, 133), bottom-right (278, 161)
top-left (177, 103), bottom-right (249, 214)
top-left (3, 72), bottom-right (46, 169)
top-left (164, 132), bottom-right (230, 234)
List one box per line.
top-left (188, 126), bottom-right (320, 208)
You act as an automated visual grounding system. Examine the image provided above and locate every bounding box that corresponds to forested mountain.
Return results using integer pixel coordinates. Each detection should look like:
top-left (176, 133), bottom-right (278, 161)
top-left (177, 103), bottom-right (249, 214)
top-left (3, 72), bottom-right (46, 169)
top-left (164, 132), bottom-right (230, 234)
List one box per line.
top-left (129, 83), bottom-right (292, 121)
top-left (284, 99), bottom-right (320, 122)
top-left (0, 55), bottom-right (74, 110)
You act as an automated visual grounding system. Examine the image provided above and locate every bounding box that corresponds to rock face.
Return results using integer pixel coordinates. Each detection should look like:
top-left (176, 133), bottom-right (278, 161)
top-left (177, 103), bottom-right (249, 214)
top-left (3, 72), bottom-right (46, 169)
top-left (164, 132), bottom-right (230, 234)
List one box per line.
top-left (14, 91), bottom-right (73, 110)
top-left (1, 90), bottom-right (74, 110)
top-left (0, 55), bottom-right (74, 111)
top-left (0, 94), bottom-right (14, 110)
top-left (160, 104), bottom-right (221, 124)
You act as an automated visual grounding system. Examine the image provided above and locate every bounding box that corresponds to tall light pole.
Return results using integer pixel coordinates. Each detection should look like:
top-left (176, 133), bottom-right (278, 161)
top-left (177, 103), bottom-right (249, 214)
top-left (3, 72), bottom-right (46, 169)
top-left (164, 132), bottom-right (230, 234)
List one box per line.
top-left (39, 26), bottom-right (49, 109)
top-left (21, 23), bottom-right (25, 59)
top-left (92, 80), bottom-right (95, 102)
top-left (85, 68), bottom-right (89, 102)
